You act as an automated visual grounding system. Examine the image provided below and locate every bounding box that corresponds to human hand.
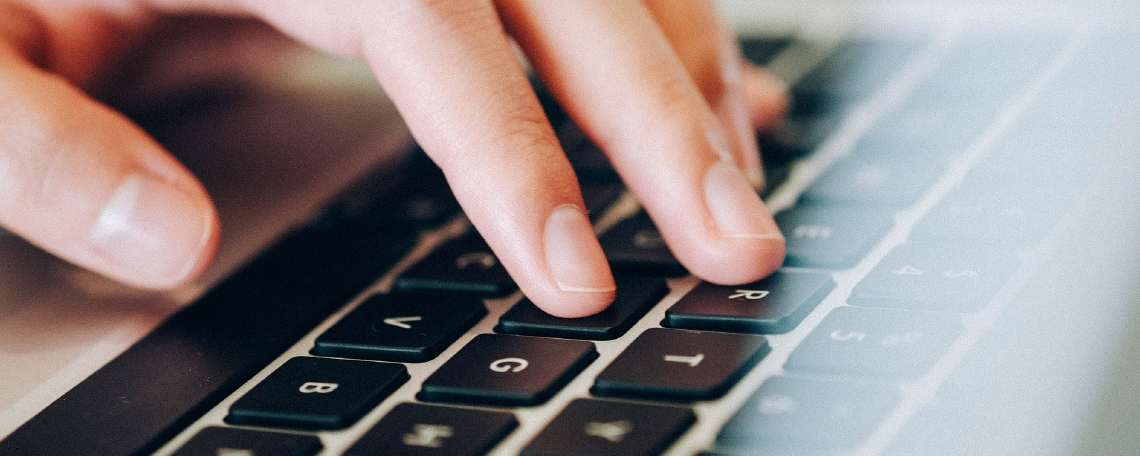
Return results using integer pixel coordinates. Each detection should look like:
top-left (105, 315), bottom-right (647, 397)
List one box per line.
top-left (0, 0), bottom-right (787, 318)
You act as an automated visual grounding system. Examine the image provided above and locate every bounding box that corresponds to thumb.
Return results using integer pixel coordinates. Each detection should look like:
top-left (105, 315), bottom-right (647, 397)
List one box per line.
top-left (0, 45), bottom-right (218, 288)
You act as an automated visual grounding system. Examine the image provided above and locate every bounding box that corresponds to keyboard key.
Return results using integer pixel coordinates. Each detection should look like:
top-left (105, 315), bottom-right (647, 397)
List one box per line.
top-left (600, 212), bottom-right (686, 276)
top-left (800, 154), bottom-right (947, 207)
top-left (740, 36), bottom-right (794, 66)
top-left (581, 182), bottom-right (625, 221)
top-left (775, 207), bottom-right (894, 269)
top-left (313, 294), bottom-right (486, 362)
top-left (717, 376), bottom-right (900, 452)
top-left (592, 328), bottom-right (769, 401)
top-left (760, 112), bottom-right (844, 161)
top-left (521, 398), bottom-right (694, 456)
top-left (785, 307), bottom-right (962, 379)
top-left (497, 276), bottom-right (668, 340)
top-left (344, 403), bottom-right (517, 456)
top-left (849, 246), bottom-right (1018, 312)
top-left (419, 334), bottom-right (597, 406)
top-left (338, 156), bottom-right (461, 230)
top-left (227, 357), bottom-right (408, 429)
top-left (665, 270), bottom-right (835, 334)
top-left (396, 233), bottom-right (515, 297)
top-left (172, 427), bottom-right (322, 456)
top-left (795, 39), bottom-right (923, 103)
top-left (910, 189), bottom-right (1059, 250)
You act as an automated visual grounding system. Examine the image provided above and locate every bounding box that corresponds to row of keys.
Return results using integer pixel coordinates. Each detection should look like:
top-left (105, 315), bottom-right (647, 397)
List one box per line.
top-left (317, 269), bottom-right (834, 371)
top-left (227, 327), bottom-right (771, 431)
top-left (184, 398), bottom-right (695, 456)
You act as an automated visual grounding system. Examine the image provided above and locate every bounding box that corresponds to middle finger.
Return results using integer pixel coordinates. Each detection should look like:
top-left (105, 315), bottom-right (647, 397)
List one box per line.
top-left (497, 0), bottom-right (785, 285)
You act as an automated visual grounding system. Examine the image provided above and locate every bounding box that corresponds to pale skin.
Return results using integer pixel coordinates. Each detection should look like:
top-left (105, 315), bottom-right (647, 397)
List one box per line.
top-left (0, 0), bottom-right (788, 318)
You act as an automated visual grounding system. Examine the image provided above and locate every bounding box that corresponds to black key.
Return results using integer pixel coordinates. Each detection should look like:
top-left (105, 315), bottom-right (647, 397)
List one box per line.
top-left (740, 36), bottom-right (794, 66)
top-left (522, 398), bottom-right (694, 456)
top-left (419, 334), bottom-right (597, 406)
top-left (666, 270), bottom-right (835, 334)
top-left (600, 212), bottom-right (685, 275)
top-left (497, 276), bottom-right (668, 340)
top-left (760, 161), bottom-right (793, 199)
top-left (849, 246), bottom-right (1018, 312)
top-left (227, 357), bottom-right (408, 430)
top-left (785, 306), bottom-right (962, 379)
top-left (0, 224), bottom-right (415, 456)
top-left (775, 206), bottom-right (894, 269)
top-left (563, 136), bottom-right (619, 183)
top-left (313, 294), bottom-right (486, 362)
top-left (345, 403), bottom-right (517, 456)
top-left (172, 427), bottom-right (322, 456)
top-left (800, 154), bottom-right (947, 207)
top-left (581, 182), bottom-right (625, 221)
top-left (353, 158), bottom-right (461, 230)
top-left (760, 112), bottom-right (844, 162)
top-left (717, 376), bottom-right (900, 452)
top-left (795, 39), bottom-right (923, 103)
top-left (593, 328), bottom-right (769, 401)
top-left (397, 233), bottom-right (514, 297)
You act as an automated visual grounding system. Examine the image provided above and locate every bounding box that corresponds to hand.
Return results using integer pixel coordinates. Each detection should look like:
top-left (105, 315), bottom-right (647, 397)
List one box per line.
top-left (0, 0), bottom-right (788, 317)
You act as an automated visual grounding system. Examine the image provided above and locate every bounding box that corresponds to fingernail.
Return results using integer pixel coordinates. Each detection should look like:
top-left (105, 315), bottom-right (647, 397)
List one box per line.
top-left (90, 174), bottom-right (213, 286)
top-left (704, 160), bottom-right (783, 240)
top-left (544, 204), bottom-right (616, 293)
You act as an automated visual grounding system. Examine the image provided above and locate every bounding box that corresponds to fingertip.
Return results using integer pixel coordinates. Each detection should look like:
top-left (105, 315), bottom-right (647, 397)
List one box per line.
top-left (684, 235), bottom-right (785, 286)
top-left (742, 64), bottom-right (790, 131)
top-left (529, 287), bottom-right (616, 319)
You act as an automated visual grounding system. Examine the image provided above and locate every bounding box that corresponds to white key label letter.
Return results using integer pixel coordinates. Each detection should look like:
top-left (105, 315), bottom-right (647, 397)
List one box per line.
top-left (730, 289), bottom-right (770, 300)
top-left (489, 357), bottom-right (529, 373)
top-left (298, 382), bottom-right (339, 394)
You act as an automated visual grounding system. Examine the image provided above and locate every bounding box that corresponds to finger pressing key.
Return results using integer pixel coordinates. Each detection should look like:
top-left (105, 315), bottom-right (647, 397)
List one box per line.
top-left (498, 0), bottom-right (786, 286)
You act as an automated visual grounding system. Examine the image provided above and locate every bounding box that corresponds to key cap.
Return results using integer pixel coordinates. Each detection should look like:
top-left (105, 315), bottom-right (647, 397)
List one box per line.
top-left (740, 36), bottom-right (794, 66)
top-left (849, 246), bottom-right (1018, 312)
top-left (396, 233), bottom-right (516, 297)
top-left (795, 39), bottom-right (923, 103)
top-left (600, 212), bottom-right (686, 275)
top-left (665, 270), bottom-right (835, 334)
top-left (419, 334), bottom-right (597, 406)
top-left (313, 294), bottom-right (486, 362)
top-left (172, 427), bottom-right (322, 456)
top-left (717, 376), bottom-right (900, 453)
top-left (785, 306), bottom-right (962, 379)
top-left (800, 154), bottom-right (947, 207)
top-left (521, 398), bottom-right (694, 456)
top-left (344, 403), bottom-right (517, 456)
top-left (592, 328), bottom-right (770, 401)
top-left (775, 207), bottom-right (894, 269)
top-left (581, 182), bottom-right (625, 221)
top-left (497, 276), bottom-right (668, 340)
top-left (227, 357), bottom-right (408, 429)
top-left (760, 112), bottom-right (844, 162)
top-left (910, 188), bottom-right (1059, 250)
top-left (333, 155), bottom-right (461, 230)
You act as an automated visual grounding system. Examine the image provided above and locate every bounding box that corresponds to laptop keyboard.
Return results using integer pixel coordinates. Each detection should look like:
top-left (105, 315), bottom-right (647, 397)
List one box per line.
top-left (0, 25), bottom-right (1096, 456)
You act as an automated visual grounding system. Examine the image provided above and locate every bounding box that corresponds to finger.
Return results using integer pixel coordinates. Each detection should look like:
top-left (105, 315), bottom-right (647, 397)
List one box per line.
top-left (498, 0), bottom-right (785, 285)
top-left (245, 0), bottom-right (615, 317)
top-left (0, 35), bottom-right (218, 288)
top-left (641, 0), bottom-right (766, 187)
top-left (742, 62), bottom-right (790, 132)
